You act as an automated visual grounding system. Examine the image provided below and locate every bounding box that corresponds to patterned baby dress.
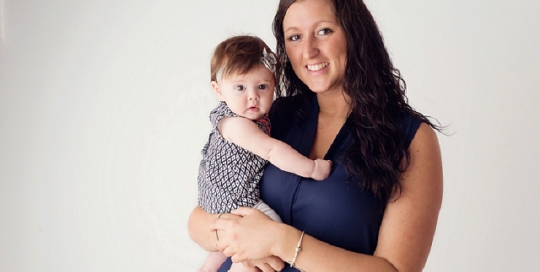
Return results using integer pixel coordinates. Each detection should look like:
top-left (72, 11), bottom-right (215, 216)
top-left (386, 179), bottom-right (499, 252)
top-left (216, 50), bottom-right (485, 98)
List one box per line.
top-left (197, 102), bottom-right (271, 214)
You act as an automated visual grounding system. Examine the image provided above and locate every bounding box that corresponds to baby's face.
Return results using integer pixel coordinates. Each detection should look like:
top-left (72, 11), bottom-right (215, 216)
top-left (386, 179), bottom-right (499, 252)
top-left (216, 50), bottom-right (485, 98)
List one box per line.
top-left (213, 65), bottom-right (275, 120)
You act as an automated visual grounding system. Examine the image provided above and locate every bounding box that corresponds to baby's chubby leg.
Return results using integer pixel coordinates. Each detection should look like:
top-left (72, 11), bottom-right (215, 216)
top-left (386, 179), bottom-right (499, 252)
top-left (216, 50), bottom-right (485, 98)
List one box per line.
top-left (197, 251), bottom-right (227, 272)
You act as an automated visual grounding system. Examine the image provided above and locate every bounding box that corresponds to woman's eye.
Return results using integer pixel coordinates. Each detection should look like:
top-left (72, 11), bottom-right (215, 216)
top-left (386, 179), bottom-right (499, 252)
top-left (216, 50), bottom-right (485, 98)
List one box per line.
top-left (258, 84), bottom-right (268, 90)
top-left (288, 34), bottom-right (300, 42)
top-left (235, 85), bottom-right (245, 91)
top-left (318, 28), bottom-right (333, 36)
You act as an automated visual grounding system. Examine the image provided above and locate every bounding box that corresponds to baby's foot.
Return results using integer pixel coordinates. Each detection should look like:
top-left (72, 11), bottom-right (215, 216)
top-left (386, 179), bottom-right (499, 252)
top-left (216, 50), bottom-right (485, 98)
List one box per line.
top-left (196, 264), bottom-right (216, 272)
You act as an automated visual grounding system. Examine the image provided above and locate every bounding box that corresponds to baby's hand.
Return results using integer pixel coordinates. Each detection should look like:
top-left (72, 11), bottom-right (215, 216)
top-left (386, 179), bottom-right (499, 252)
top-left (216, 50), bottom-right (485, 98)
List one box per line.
top-left (311, 159), bottom-right (332, 180)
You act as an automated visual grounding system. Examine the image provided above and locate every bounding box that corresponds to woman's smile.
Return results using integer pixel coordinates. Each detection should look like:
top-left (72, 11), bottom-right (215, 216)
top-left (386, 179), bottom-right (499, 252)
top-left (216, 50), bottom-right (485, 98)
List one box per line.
top-left (307, 62), bottom-right (330, 72)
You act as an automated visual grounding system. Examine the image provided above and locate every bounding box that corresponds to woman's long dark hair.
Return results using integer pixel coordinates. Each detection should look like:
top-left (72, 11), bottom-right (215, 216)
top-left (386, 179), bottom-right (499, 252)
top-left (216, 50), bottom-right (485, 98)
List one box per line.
top-left (273, 0), bottom-right (440, 204)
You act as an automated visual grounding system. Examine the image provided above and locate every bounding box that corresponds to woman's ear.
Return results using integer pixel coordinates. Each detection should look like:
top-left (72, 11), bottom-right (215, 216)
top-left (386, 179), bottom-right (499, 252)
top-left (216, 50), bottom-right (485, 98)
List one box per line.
top-left (211, 81), bottom-right (224, 101)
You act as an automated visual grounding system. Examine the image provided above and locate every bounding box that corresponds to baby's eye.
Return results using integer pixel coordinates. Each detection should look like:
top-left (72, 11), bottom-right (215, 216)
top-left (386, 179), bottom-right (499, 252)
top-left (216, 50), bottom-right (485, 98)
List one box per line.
top-left (235, 85), bottom-right (245, 91)
top-left (258, 84), bottom-right (268, 90)
top-left (317, 28), bottom-right (333, 36)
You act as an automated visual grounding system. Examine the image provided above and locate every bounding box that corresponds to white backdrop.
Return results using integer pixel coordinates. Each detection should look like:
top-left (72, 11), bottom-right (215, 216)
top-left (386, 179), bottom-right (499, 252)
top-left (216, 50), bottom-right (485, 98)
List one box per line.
top-left (1, 0), bottom-right (539, 271)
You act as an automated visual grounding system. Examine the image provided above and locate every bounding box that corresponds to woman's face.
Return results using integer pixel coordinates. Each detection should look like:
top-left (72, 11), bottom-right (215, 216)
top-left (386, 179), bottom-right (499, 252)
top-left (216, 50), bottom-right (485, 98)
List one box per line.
top-left (283, 0), bottom-right (347, 94)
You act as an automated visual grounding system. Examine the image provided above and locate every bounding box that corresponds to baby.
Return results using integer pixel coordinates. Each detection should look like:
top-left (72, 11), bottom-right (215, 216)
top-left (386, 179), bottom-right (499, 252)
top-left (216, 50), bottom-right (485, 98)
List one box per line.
top-left (197, 35), bottom-right (332, 272)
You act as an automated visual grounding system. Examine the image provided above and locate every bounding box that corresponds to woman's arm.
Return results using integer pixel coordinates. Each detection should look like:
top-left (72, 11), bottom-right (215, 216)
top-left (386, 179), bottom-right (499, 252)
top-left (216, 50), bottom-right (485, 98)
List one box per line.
top-left (219, 116), bottom-right (331, 180)
top-left (373, 123), bottom-right (443, 271)
top-left (214, 123), bottom-right (443, 272)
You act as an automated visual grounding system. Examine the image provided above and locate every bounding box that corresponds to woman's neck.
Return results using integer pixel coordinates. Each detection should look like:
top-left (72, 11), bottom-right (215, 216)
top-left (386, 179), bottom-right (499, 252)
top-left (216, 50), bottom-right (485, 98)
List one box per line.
top-left (316, 91), bottom-right (351, 121)
top-left (308, 91), bottom-right (350, 159)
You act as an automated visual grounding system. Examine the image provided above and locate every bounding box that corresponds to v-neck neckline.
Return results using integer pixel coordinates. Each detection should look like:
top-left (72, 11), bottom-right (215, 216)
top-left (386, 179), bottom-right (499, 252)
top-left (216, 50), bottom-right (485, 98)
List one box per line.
top-left (304, 95), bottom-right (351, 161)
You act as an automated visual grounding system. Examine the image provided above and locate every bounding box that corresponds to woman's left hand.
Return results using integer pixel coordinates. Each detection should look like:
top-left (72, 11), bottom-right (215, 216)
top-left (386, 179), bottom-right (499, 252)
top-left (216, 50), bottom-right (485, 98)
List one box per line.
top-left (212, 207), bottom-right (284, 263)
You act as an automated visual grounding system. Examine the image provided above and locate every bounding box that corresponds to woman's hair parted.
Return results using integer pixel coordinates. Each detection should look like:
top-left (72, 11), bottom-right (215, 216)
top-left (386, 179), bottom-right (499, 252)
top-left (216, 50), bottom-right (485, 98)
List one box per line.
top-left (272, 0), bottom-right (441, 204)
top-left (210, 35), bottom-right (279, 84)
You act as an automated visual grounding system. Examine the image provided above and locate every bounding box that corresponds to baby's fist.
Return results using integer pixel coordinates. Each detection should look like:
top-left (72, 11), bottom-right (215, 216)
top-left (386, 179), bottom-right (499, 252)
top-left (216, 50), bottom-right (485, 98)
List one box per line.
top-left (312, 159), bottom-right (332, 180)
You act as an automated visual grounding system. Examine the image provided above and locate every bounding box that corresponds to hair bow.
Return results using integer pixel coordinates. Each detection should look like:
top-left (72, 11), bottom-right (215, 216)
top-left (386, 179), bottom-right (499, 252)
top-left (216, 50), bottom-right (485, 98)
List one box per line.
top-left (261, 48), bottom-right (277, 73)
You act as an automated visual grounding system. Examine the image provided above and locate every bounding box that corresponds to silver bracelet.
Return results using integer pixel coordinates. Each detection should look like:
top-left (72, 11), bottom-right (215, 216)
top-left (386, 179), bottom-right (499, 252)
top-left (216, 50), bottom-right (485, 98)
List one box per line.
top-left (289, 231), bottom-right (305, 268)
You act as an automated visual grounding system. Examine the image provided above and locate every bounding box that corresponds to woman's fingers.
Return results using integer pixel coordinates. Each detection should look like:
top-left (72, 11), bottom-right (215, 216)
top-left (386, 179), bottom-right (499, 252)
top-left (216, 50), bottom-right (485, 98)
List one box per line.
top-left (221, 244), bottom-right (235, 257)
top-left (260, 256), bottom-right (285, 271)
top-left (211, 211), bottom-right (244, 232)
top-left (239, 260), bottom-right (262, 272)
top-left (213, 207), bottom-right (280, 262)
top-left (230, 206), bottom-right (253, 217)
top-left (212, 213), bottom-right (243, 255)
top-left (230, 252), bottom-right (243, 263)
top-left (255, 262), bottom-right (276, 272)
top-left (241, 257), bottom-right (285, 272)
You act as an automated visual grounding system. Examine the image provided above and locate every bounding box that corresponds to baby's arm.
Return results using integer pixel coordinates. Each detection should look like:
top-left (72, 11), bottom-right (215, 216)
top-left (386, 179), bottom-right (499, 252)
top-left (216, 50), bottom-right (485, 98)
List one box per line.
top-left (218, 116), bottom-right (331, 180)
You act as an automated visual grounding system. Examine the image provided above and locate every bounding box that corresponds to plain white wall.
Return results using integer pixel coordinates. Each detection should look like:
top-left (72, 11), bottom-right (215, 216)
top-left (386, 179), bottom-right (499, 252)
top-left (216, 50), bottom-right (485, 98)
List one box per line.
top-left (0, 0), bottom-right (539, 271)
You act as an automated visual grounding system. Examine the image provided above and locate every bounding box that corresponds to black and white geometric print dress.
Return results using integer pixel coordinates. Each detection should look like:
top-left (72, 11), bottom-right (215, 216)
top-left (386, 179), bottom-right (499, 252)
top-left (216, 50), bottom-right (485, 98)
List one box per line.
top-left (197, 102), bottom-right (271, 214)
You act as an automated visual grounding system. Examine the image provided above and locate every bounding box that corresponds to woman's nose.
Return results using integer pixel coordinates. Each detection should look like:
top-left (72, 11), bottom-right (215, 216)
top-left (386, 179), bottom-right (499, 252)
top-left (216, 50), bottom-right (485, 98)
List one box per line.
top-left (303, 37), bottom-right (319, 59)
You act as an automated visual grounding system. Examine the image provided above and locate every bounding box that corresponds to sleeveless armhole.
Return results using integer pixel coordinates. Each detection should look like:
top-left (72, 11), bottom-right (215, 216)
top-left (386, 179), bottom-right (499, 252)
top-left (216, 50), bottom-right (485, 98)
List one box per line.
top-left (401, 114), bottom-right (423, 149)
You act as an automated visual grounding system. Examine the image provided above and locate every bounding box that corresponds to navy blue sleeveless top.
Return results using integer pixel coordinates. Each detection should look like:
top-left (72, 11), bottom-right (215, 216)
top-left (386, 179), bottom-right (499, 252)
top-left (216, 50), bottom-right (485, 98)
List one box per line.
top-left (218, 95), bottom-right (421, 271)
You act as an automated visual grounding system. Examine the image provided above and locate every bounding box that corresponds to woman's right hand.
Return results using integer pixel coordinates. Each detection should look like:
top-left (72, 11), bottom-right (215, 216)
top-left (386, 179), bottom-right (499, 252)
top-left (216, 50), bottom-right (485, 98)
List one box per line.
top-left (241, 256), bottom-right (285, 272)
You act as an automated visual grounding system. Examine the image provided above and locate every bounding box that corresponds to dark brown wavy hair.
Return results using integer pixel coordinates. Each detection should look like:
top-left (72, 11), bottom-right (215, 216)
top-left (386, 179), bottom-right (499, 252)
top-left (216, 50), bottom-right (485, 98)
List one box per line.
top-left (272, 0), bottom-right (440, 204)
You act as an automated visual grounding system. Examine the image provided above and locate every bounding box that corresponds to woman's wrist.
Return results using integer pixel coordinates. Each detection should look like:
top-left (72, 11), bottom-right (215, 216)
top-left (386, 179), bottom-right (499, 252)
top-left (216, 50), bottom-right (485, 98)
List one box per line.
top-left (272, 224), bottom-right (305, 266)
top-left (289, 231), bottom-right (305, 268)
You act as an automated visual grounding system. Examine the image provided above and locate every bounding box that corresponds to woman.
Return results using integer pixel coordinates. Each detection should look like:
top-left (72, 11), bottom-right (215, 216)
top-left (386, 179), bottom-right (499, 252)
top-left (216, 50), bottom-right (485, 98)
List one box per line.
top-left (189, 0), bottom-right (443, 271)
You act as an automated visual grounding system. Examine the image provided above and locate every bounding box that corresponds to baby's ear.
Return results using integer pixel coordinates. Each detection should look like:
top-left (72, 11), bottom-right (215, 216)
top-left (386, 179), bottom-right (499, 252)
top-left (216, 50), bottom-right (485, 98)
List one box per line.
top-left (211, 81), bottom-right (224, 101)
